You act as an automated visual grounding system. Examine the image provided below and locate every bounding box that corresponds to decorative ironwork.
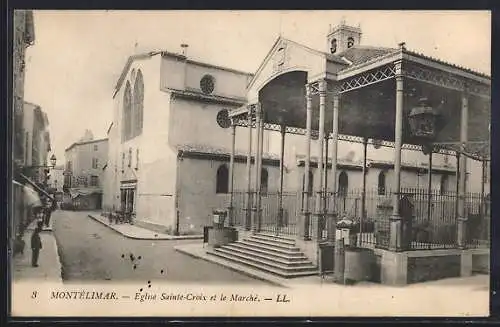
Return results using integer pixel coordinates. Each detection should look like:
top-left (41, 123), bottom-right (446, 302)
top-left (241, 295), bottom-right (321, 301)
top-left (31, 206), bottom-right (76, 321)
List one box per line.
top-left (467, 82), bottom-right (491, 98)
top-left (234, 118), bottom-right (455, 156)
top-left (404, 64), bottom-right (465, 92)
top-left (308, 81), bottom-right (320, 96)
top-left (433, 141), bottom-right (490, 161)
top-left (339, 65), bottom-right (396, 93)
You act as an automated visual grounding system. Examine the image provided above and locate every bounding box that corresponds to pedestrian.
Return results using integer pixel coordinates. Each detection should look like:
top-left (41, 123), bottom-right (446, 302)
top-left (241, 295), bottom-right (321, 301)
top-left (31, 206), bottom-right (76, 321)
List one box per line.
top-left (43, 199), bottom-right (54, 228)
top-left (13, 233), bottom-right (25, 256)
top-left (30, 224), bottom-right (43, 267)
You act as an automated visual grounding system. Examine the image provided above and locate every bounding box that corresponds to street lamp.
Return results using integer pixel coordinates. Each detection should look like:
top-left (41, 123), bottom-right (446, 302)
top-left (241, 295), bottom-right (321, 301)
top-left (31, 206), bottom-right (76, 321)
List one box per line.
top-left (49, 154), bottom-right (57, 167)
top-left (408, 97), bottom-right (442, 154)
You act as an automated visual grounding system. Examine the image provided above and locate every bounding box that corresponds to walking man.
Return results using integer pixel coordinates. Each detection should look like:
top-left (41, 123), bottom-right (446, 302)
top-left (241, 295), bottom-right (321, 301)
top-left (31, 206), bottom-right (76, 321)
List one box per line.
top-left (30, 224), bottom-right (42, 267)
top-left (43, 199), bottom-right (55, 228)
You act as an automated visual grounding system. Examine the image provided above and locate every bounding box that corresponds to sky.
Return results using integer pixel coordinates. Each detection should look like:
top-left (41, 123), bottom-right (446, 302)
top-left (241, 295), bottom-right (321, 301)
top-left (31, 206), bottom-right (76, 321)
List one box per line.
top-left (23, 10), bottom-right (491, 163)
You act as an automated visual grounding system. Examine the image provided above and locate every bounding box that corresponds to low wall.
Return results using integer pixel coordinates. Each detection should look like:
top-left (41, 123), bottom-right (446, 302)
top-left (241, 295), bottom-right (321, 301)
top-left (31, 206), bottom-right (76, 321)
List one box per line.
top-left (376, 248), bottom-right (490, 286)
top-left (472, 250), bottom-right (490, 274)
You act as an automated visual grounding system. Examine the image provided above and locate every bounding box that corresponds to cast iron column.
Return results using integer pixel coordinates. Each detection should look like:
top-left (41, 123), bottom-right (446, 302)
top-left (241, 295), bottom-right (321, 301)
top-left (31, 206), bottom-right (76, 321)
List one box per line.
top-left (315, 80), bottom-right (327, 240)
top-left (360, 137), bottom-right (368, 246)
top-left (277, 124), bottom-right (286, 235)
top-left (245, 105), bottom-right (253, 230)
top-left (228, 119), bottom-right (236, 226)
top-left (256, 104), bottom-right (265, 232)
top-left (328, 89), bottom-right (340, 243)
top-left (455, 151), bottom-right (460, 220)
top-left (457, 88), bottom-right (469, 249)
top-left (302, 84), bottom-right (313, 240)
top-left (390, 60), bottom-right (404, 251)
top-left (480, 159), bottom-right (486, 217)
top-left (427, 150), bottom-right (433, 222)
top-left (253, 103), bottom-right (262, 233)
top-left (324, 133), bottom-right (329, 220)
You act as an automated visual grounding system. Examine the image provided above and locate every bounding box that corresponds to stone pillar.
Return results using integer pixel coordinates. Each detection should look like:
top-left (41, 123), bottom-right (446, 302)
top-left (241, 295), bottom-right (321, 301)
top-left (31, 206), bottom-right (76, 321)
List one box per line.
top-left (245, 106), bottom-right (253, 230)
top-left (457, 89), bottom-right (469, 248)
top-left (389, 60), bottom-right (404, 251)
top-left (277, 124), bottom-right (286, 234)
top-left (328, 90), bottom-right (340, 243)
top-left (252, 103), bottom-right (262, 233)
top-left (228, 119), bottom-right (236, 226)
top-left (302, 84), bottom-right (313, 240)
top-left (315, 80), bottom-right (327, 240)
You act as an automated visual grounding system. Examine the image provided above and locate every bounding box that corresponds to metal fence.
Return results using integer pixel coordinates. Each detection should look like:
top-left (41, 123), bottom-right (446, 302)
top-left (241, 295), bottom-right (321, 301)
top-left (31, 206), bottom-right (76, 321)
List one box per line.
top-left (232, 191), bottom-right (306, 236)
top-left (330, 188), bottom-right (489, 251)
top-left (231, 188), bottom-right (489, 250)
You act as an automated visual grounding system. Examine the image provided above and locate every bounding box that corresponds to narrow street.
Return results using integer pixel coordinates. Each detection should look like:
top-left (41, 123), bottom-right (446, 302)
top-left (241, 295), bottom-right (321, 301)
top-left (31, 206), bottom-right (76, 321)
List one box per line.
top-left (52, 210), bottom-right (267, 285)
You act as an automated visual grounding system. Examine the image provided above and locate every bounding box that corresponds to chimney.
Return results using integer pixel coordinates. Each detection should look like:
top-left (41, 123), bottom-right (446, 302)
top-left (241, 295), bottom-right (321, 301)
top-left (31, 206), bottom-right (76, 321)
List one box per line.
top-left (181, 44), bottom-right (189, 57)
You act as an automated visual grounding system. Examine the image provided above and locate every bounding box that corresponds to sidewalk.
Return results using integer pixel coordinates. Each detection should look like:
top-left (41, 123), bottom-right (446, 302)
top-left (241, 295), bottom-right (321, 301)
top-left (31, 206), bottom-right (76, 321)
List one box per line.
top-left (12, 219), bottom-right (63, 284)
top-left (174, 243), bottom-right (491, 290)
top-left (87, 213), bottom-right (203, 240)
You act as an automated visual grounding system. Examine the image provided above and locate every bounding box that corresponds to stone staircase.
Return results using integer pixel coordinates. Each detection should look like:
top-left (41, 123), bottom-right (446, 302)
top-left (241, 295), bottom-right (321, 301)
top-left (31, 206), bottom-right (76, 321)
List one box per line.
top-left (208, 232), bottom-right (318, 278)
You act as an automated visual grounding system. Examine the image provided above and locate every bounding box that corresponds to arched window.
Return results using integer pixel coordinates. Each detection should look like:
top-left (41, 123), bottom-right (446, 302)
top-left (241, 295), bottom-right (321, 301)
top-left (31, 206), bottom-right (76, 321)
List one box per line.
top-left (378, 171), bottom-right (386, 195)
top-left (216, 164), bottom-right (229, 194)
top-left (338, 171), bottom-right (348, 197)
top-left (302, 169), bottom-right (314, 196)
top-left (261, 168), bottom-right (268, 195)
top-left (440, 175), bottom-right (448, 195)
top-left (122, 81), bottom-right (132, 142)
top-left (133, 70), bottom-right (144, 137)
top-left (347, 37), bottom-right (355, 48)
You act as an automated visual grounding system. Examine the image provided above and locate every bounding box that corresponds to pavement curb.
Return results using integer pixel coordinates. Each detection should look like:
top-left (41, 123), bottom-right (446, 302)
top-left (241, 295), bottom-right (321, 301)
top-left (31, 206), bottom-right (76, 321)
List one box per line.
top-left (50, 231), bottom-right (65, 284)
top-left (174, 245), bottom-right (288, 288)
top-left (87, 214), bottom-right (203, 241)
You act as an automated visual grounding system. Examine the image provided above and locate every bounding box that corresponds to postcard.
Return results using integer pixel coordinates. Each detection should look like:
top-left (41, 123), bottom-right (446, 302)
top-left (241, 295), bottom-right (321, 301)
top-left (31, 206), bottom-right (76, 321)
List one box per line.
top-left (10, 9), bottom-right (491, 317)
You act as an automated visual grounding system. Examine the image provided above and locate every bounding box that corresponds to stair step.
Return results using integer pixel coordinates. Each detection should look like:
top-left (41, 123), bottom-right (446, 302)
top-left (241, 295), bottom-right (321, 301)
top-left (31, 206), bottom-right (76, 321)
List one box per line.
top-left (214, 248), bottom-right (316, 272)
top-left (227, 243), bottom-right (308, 261)
top-left (256, 232), bottom-right (296, 242)
top-left (208, 250), bottom-right (318, 278)
top-left (243, 238), bottom-right (299, 251)
top-left (238, 240), bottom-right (301, 256)
top-left (220, 245), bottom-right (312, 266)
top-left (250, 234), bottom-right (296, 246)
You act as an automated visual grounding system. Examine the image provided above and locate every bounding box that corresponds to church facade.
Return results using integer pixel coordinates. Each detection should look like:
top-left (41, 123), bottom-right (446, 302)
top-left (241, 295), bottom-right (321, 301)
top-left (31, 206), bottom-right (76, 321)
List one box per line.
top-left (103, 22), bottom-right (488, 239)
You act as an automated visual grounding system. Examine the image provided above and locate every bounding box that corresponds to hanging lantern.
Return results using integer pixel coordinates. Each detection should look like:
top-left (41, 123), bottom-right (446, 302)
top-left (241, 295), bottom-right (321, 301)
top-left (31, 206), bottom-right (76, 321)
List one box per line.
top-left (408, 97), bottom-right (441, 141)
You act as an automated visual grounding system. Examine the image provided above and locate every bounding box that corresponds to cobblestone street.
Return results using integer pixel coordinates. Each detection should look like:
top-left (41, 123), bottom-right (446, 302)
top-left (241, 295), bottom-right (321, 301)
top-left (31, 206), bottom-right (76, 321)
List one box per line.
top-left (52, 210), bottom-right (267, 285)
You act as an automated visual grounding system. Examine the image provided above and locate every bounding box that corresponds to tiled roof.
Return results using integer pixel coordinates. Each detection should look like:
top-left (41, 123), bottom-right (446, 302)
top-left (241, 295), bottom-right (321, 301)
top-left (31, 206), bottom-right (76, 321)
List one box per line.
top-left (167, 88), bottom-right (247, 106)
top-left (325, 53), bottom-right (349, 65)
top-left (404, 48), bottom-right (490, 79)
top-left (337, 46), bottom-right (397, 66)
top-left (177, 144), bottom-right (281, 161)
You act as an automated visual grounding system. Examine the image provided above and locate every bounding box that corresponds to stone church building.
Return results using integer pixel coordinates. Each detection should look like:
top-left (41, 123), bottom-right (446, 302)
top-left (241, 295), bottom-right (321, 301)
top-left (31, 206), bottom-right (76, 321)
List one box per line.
top-left (102, 21), bottom-right (487, 237)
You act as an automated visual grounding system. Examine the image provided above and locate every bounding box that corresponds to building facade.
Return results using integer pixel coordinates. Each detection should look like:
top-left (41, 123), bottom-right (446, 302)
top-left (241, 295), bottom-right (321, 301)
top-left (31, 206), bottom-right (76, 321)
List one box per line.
top-left (22, 101), bottom-right (51, 184)
top-left (63, 135), bottom-right (108, 210)
top-left (48, 165), bottom-right (64, 199)
top-left (103, 32), bottom-right (487, 237)
top-left (12, 10), bottom-right (36, 239)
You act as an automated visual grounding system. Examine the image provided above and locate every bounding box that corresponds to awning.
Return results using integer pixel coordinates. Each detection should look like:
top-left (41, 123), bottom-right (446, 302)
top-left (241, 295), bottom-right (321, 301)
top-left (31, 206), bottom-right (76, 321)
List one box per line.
top-left (18, 173), bottom-right (55, 201)
top-left (12, 179), bottom-right (42, 207)
top-left (69, 188), bottom-right (102, 199)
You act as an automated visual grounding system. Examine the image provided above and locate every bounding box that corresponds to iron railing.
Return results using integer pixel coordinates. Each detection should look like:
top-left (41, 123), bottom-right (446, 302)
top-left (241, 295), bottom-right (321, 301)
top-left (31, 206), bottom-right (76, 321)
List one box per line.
top-left (229, 188), bottom-right (489, 250)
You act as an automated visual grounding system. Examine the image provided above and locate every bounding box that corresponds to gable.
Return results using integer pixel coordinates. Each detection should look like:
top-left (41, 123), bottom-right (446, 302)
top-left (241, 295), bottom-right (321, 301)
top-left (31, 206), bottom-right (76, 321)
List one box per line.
top-left (247, 38), bottom-right (328, 102)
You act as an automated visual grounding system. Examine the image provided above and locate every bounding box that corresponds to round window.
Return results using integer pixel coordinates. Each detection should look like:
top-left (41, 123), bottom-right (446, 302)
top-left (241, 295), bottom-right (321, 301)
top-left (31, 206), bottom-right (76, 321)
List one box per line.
top-left (200, 75), bottom-right (215, 94)
top-left (216, 109), bottom-right (231, 128)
